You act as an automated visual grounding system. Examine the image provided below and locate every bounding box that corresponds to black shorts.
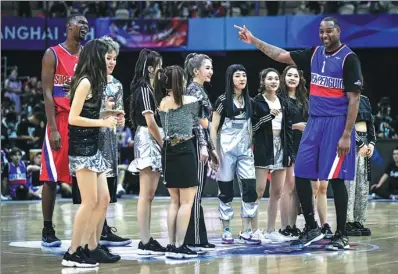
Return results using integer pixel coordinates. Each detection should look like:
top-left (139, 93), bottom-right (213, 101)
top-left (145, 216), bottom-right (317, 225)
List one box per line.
top-left (388, 179), bottom-right (398, 195)
top-left (72, 176), bottom-right (118, 204)
top-left (13, 185), bottom-right (29, 200)
top-left (161, 139), bottom-right (199, 189)
top-left (119, 146), bottom-right (134, 165)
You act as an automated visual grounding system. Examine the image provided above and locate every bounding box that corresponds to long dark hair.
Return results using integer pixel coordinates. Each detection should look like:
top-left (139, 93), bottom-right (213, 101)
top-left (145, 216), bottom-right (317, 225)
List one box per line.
top-left (184, 53), bottom-right (212, 84)
top-left (154, 66), bottom-right (185, 107)
top-left (258, 68), bottom-right (280, 94)
top-left (225, 64), bottom-right (252, 118)
top-left (129, 49), bottom-right (162, 127)
top-left (280, 65), bottom-right (309, 116)
top-left (70, 39), bottom-right (108, 104)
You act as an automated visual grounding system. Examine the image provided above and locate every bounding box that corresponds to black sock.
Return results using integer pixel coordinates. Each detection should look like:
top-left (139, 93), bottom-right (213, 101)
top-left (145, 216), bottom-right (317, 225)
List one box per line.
top-left (102, 219), bottom-right (108, 234)
top-left (44, 220), bottom-right (53, 229)
top-left (330, 178), bottom-right (348, 234)
top-left (295, 177), bottom-right (317, 229)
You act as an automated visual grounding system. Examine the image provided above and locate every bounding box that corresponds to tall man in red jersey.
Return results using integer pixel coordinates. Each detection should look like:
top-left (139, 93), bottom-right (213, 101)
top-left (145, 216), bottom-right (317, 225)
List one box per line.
top-left (40, 14), bottom-right (89, 247)
top-left (235, 17), bottom-right (362, 250)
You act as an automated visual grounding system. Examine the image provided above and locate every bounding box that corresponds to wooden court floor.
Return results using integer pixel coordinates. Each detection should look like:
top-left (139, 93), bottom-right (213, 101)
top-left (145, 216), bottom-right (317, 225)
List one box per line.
top-left (1, 197), bottom-right (398, 274)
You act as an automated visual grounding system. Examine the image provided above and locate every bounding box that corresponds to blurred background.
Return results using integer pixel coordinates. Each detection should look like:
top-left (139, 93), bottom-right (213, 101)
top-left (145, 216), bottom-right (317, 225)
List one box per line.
top-left (1, 1), bottom-right (398, 199)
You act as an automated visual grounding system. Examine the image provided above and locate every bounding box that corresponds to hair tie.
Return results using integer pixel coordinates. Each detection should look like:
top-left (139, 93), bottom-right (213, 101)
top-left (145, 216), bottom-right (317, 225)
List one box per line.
top-left (142, 57), bottom-right (147, 77)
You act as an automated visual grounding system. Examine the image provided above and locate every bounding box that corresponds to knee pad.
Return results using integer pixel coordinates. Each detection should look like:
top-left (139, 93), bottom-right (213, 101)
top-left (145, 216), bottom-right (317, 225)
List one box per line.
top-left (218, 181), bottom-right (234, 204)
top-left (241, 178), bottom-right (257, 203)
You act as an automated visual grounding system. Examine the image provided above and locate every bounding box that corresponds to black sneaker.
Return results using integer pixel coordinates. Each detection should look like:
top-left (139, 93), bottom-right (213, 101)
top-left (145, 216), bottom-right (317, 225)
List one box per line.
top-left (353, 221), bottom-right (371, 236)
top-left (100, 225), bottom-right (132, 247)
top-left (165, 244), bottom-right (178, 258)
top-left (346, 222), bottom-right (362, 236)
top-left (279, 225), bottom-right (292, 237)
top-left (188, 242), bottom-right (216, 252)
top-left (173, 244), bottom-right (198, 259)
top-left (42, 226), bottom-right (62, 247)
top-left (137, 237), bottom-right (166, 255)
top-left (195, 243), bottom-right (216, 249)
top-left (321, 223), bottom-right (334, 239)
top-left (290, 225), bottom-right (301, 237)
top-left (290, 224), bottom-right (324, 248)
top-left (62, 246), bottom-right (98, 268)
top-left (100, 245), bottom-right (121, 262)
top-left (325, 230), bottom-right (350, 251)
top-left (85, 244), bottom-right (120, 263)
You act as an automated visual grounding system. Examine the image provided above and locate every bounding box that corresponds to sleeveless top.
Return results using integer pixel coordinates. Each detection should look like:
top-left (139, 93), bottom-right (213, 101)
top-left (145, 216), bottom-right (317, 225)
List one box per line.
top-left (7, 161), bottom-right (27, 185)
top-left (309, 45), bottom-right (355, 116)
top-left (50, 43), bottom-right (80, 113)
top-left (68, 84), bottom-right (103, 157)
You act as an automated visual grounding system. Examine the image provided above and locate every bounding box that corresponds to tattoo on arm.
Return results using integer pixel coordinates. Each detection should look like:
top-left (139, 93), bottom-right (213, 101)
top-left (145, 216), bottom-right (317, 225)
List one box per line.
top-left (252, 36), bottom-right (288, 60)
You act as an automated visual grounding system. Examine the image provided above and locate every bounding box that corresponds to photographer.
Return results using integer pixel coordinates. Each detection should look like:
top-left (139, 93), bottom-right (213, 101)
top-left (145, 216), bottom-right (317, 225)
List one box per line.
top-left (374, 97), bottom-right (398, 139)
top-left (371, 147), bottom-right (398, 200)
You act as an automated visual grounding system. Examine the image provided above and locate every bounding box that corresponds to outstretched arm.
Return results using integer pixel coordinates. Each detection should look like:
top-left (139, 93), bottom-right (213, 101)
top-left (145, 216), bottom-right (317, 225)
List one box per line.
top-left (234, 25), bottom-right (295, 65)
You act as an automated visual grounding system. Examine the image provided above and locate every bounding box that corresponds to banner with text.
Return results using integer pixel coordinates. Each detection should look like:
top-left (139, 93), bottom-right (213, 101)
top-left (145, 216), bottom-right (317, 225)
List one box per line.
top-left (2, 14), bottom-right (398, 51)
top-left (1, 17), bottom-right (96, 50)
top-left (95, 18), bottom-right (188, 49)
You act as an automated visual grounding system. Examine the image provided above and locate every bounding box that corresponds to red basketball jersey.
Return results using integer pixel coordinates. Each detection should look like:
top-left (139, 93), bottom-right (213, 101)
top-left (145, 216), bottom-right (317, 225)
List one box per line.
top-left (49, 44), bottom-right (79, 113)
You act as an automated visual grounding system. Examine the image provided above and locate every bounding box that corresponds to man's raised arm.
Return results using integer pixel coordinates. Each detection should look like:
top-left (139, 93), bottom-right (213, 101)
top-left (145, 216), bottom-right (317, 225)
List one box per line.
top-left (234, 25), bottom-right (295, 65)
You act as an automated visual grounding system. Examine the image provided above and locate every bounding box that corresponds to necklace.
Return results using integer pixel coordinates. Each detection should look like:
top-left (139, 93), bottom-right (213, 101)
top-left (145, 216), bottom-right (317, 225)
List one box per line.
top-left (234, 95), bottom-right (244, 108)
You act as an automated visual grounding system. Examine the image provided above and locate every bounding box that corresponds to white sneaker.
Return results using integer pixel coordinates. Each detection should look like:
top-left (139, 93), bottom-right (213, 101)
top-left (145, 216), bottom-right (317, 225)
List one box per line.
top-left (117, 184), bottom-right (126, 197)
top-left (236, 229), bottom-right (261, 245)
top-left (265, 231), bottom-right (289, 243)
top-left (280, 232), bottom-right (294, 241)
top-left (1, 195), bottom-right (12, 201)
top-left (222, 228), bottom-right (234, 244)
top-left (252, 229), bottom-right (272, 244)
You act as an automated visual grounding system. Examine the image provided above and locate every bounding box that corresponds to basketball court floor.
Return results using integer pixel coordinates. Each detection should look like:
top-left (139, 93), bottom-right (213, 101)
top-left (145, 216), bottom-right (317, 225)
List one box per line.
top-left (1, 197), bottom-right (397, 273)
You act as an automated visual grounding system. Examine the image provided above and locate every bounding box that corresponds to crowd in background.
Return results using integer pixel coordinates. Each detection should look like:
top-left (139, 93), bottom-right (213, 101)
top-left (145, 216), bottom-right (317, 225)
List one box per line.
top-left (1, 0), bottom-right (398, 200)
top-left (2, 1), bottom-right (398, 19)
top-left (1, 62), bottom-right (397, 201)
top-left (1, 66), bottom-right (137, 201)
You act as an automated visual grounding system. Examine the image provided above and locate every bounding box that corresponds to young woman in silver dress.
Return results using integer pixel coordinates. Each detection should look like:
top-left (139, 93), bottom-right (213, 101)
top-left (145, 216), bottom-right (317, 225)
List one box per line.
top-left (63, 39), bottom-right (119, 268)
top-left (128, 49), bottom-right (166, 255)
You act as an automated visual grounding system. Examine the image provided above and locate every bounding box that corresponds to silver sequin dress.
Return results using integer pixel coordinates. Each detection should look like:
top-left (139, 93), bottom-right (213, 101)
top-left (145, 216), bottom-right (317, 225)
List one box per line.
top-left (97, 76), bottom-right (124, 178)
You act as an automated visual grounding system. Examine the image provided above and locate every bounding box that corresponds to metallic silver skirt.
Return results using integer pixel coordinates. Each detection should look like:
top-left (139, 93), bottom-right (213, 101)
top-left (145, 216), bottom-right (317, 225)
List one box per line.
top-left (261, 136), bottom-right (284, 170)
top-left (128, 126), bottom-right (163, 174)
top-left (69, 149), bottom-right (111, 174)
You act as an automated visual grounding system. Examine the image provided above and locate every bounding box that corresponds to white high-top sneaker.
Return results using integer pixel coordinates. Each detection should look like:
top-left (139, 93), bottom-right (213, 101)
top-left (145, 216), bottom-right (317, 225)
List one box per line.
top-left (265, 230), bottom-right (289, 243)
top-left (252, 229), bottom-right (272, 244)
top-left (222, 228), bottom-right (234, 244)
top-left (236, 229), bottom-right (261, 245)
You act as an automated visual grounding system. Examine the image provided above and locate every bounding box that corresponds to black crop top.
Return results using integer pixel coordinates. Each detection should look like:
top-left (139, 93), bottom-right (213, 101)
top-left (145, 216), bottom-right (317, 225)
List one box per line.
top-left (288, 97), bottom-right (308, 124)
top-left (131, 84), bottom-right (161, 128)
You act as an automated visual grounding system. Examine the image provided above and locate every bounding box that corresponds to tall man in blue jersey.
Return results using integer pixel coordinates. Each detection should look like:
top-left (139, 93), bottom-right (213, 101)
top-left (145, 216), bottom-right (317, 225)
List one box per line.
top-left (235, 17), bottom-right (362, 250)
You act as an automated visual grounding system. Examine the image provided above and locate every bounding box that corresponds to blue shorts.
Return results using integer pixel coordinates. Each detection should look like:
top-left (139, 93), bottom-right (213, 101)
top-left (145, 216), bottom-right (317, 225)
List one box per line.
top-left (294, 116), bottom-right (356, 181)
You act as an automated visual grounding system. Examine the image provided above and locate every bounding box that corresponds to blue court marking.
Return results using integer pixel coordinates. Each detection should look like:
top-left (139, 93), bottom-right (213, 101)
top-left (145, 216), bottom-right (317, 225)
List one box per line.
top-left (8, 238), bottom-right (379, 263)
